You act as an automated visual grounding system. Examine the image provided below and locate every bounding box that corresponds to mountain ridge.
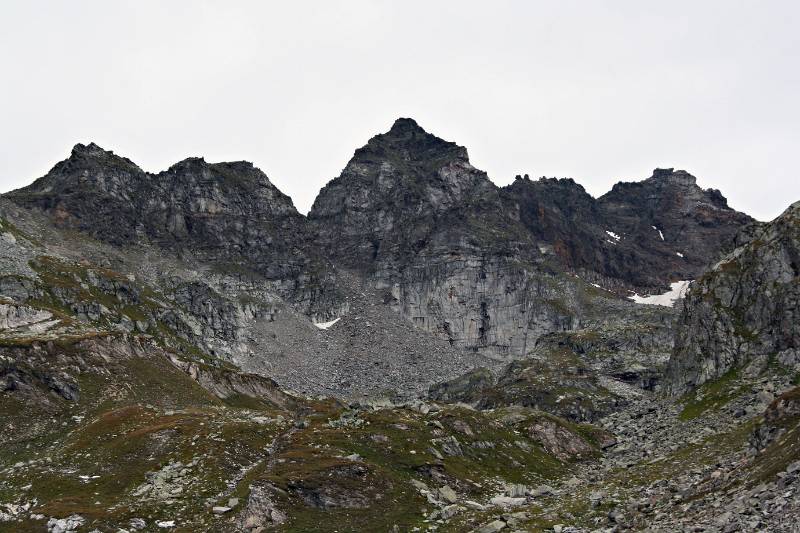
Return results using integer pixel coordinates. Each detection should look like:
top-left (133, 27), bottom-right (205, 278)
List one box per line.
top-left (4, 119), bottom-right (755, 362)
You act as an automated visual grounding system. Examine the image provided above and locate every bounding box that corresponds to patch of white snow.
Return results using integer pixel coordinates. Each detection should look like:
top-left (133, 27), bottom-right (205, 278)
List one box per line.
top-left (676, 252), bottom-right (684, 258)
top-left (629, 280), bottom-right (692, 307)
top-left (605, 230), bottom-right (621, 241)
top-left (314, 317), bottom-right (341, 330)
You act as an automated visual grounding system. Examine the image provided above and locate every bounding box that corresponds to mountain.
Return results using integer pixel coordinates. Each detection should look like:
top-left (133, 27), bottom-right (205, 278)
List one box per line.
top-left (1, 142), bottom-right (487, 399)
top-left (310, 118), bottom-right (549, 358)
top-left (597, 168), bottom-right (754, 288)
top-left (665, 200), bottom-right (800, 395)
top-left (503, 168), bottom-right (753, 290)
top-left (309, 117), bottom-right (516, 270)
top-left (310, 119), bottom-right (751, 360)
top-left (1, 118), bottom-right (798, 532)
top-left (5, 143), bottom-right (331, 308)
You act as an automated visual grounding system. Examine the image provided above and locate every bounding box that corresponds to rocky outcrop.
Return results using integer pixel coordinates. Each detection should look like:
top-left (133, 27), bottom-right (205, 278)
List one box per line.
top-left (0, 303), bottom-right (54, 331)
top-left (750, 387), bottom-right (800, 452)
top-left (525, 416), bottom-right (599, 460)
top-left (428, 367), bottom-right (496, 404)
top-left (665, 201), bottom-right (800, 395)
top-left (168, 356), bottom-right (295, 410)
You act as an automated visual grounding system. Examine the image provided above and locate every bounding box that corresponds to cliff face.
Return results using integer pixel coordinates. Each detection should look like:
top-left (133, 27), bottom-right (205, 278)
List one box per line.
top-left (665, 201), bottom-right (800, 395)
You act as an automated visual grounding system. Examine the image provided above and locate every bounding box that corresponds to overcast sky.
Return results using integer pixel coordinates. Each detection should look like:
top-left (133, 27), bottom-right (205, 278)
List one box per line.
top-left (1, 1), bottom-right (797, 221)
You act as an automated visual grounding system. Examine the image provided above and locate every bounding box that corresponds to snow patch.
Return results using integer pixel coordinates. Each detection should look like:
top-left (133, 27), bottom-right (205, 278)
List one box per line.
top-left (652, 226), bottom-right (664, 241)
top-left (605, 230), bottom-right (621, 241)
top-left (629, 280), bottom-right (692, 307)
top-left (314, 317), bottom-right (341, 330)
top-left (676, 252), bottom-right (684, 258)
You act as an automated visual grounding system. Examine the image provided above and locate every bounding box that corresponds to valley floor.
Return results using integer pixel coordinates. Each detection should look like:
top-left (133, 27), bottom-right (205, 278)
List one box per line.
top-left (2, 339), bottom-right (798, 533)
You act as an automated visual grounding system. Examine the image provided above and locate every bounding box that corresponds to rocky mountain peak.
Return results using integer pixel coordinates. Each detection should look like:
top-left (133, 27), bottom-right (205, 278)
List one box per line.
top-left (649, 168), bottom-right (697, 186)
top-left (388, 116), bottom-right (424, 134)
top-left (51, 142), bottom-right (143, 178)
top-left (71, 141), bottom-right (109, 156)
top-left (4, 145), bottom-right (322, 288)
top-left (351, 118), bottom-right (471, 172)
top-left (308, 119), bottom-right (503, 271)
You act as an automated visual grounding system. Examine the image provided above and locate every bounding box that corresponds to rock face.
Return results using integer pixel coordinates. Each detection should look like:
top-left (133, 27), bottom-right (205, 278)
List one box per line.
top-left (750, 387), bottom-right (800, 452)
top-left (665, 200), bottom-right (800, 395)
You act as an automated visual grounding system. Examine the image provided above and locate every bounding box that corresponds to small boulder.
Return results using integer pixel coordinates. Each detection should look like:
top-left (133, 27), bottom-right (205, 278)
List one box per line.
top-left (472, 519), bottom-right (507, 533)
top-left (439, 485), bottom-right (458, 504)
top-left (490, 495), bottom-right (526, 508)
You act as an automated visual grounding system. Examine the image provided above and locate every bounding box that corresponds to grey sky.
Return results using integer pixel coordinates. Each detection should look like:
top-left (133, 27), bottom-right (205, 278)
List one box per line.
top-left (1, 1), bottom-right (797, 221)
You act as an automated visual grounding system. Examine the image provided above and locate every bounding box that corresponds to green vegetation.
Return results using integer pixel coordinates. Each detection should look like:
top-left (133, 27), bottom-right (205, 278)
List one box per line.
top-left (679, 368), bottom-right (745, 420)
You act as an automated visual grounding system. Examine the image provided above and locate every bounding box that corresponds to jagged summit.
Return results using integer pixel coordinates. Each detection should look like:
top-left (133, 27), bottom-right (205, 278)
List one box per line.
top-left (352, 118), bottom-right (471, 169)
top-left (388, 116), bottom-right (423, 133)
top-left (47, 141), bottom-right (143, 178)
top-left (650, 167), bottom-right (696, 183)
top-left (66, 142), bottom-right (137, 166)
top-left (71, 141), bottom-right (108, 155)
